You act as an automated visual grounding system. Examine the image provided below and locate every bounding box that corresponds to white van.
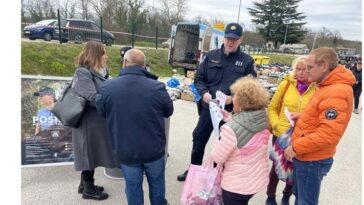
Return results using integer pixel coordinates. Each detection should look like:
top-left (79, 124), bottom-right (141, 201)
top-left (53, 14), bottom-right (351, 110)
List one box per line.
top-left (168, 22), bottom-right (225, 73)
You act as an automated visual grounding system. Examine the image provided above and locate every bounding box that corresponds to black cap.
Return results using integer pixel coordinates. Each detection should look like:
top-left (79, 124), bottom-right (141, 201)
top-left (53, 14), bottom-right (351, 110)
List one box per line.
top-left (224, 23), bottom-right (243, 39)
top-left (34, 86), bottom-right (55, 97)
top-left (120, 46), bottom-right (132, 63)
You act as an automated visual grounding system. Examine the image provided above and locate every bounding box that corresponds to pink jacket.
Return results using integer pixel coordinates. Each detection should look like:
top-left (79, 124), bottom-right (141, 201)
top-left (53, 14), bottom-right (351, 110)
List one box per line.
top-left (211, 124), bottom-right (270, 195)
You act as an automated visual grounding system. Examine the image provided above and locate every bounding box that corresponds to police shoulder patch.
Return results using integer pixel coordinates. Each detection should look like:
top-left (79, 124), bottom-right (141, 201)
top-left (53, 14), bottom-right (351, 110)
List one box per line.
top-left (325, 108), bottom-right (338, 120)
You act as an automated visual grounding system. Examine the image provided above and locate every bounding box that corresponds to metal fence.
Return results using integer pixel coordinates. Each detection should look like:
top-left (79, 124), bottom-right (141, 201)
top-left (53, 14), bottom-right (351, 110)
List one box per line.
top-left (21, 9), bottom-right (169, 48)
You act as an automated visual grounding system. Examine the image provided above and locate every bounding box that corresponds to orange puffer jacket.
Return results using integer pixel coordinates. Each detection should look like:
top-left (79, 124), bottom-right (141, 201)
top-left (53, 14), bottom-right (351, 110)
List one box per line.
top-left (291, 66), bottom-right (355, 161)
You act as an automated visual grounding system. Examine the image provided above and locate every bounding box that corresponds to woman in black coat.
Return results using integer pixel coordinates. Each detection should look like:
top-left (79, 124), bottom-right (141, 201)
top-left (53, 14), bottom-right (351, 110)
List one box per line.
top-left (72, 41), bottom-right (118, 200)
top-left (352, 61), bottom-right (362, 114)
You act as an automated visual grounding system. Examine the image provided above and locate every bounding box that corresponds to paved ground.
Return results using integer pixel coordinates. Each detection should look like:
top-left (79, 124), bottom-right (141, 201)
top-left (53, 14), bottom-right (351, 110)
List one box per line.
top-left (22, 100), bottom-right (362, 205)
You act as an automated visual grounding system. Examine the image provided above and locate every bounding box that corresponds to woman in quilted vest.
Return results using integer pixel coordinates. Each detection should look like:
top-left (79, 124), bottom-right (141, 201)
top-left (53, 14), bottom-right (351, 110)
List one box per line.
top-left (210, 76), bottom-right (271, 205)
top-left (265, 56), bottom-right (316, 205)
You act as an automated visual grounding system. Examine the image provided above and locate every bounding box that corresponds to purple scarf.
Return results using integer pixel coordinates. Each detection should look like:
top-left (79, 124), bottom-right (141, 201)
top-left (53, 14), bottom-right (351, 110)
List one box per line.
top-left (297, 80), bottom-right (310, 95)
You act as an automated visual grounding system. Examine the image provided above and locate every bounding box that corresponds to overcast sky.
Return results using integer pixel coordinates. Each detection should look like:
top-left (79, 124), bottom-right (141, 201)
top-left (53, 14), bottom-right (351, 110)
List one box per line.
top-left (146, 0), bottom-right (362, 41)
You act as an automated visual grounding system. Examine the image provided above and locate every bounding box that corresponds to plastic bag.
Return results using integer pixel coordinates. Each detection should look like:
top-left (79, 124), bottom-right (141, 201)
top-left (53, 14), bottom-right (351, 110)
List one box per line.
top-left (167, 78), bottom-right (180, 88)
top-left (190, 83), bottom-right (201, 102)
top-left (180, 157), bottom-right (222, 205)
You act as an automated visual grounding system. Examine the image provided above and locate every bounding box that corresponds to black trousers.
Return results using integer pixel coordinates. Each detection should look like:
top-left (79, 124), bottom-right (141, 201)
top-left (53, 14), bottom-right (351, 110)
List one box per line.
top-left (81, 169), bottom-right (95, 182)
top-left (353, 86), bottom-right (362, 109)
top-left (191, 107), bottom-right (213, 165)
top-left (222, 188), bottom-right (254, 205)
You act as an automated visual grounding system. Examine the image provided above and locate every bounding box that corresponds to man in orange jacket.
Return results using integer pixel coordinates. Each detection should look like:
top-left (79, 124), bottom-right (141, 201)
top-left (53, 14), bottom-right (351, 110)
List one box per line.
top-left (284, 47), bottom-right (355, 205)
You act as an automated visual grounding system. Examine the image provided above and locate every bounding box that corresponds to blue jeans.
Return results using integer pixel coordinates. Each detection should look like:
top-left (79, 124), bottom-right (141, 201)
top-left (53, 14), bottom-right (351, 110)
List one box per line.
top-left (293, 158), bottom-right (333, 205)
top-left (120, 157), bottom-right (167, 205)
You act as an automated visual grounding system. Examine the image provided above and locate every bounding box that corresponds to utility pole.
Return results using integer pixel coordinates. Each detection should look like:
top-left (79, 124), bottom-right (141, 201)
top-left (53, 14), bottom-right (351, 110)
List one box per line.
top-left (237, 0), bottom-right (242, 23)
top-left (283, 23), bottom-right (289, 45)
top-left (312, 32), bottom-right (318, 50)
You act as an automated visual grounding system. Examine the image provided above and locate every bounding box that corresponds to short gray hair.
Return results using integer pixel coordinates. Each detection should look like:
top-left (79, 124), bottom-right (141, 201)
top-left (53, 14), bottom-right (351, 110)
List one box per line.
top-left (124, 49), bottom-right (146, 67)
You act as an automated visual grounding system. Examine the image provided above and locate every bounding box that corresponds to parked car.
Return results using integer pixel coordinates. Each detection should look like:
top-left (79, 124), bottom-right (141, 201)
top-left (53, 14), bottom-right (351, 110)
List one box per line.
top-left (23, 19), bottom-right (57, 41)
top-left (282, 47), bottom-right (295, 54)
top-left (54, 19), bottom-right (115, 46)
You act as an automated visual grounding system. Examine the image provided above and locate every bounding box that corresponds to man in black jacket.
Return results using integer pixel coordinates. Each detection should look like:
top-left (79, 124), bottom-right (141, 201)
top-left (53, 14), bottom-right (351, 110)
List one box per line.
top-left (96, 48), bottom-right (173, 205)
top-left (177, 22), bottom-right (256, 181)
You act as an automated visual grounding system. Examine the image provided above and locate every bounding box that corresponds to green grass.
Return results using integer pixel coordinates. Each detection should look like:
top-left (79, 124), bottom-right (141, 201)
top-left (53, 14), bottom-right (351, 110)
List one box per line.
top-left (262, 54), bottom-right (296, 65)
top-left (21, 41), bottom-right (184, 77)
top-left (21, 42), bottom-right (296, 77)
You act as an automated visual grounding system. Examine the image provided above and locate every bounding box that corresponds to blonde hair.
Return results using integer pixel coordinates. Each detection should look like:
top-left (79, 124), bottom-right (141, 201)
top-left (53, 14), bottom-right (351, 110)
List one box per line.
top-left (310, 47), bottom-right (339, 71)
top-left (291, 56), bottom-right (307, 77)
top-left (76, 41), bottom-right (106, 70)
top-left (230, 76), bottom-right (270, 110)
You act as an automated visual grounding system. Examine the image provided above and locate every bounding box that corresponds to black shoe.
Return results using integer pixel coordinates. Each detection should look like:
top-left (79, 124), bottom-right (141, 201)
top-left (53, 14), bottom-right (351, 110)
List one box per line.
top-left (265, 196), bottom-right (278, 205)
top-left (281, 195), bottom-right (290, 205)
top-left (82, 181), bottom-right (108, 200)
top-left (177, 170), bottom-right (188, 182)
top-left (78, 183), bottom-right (104, 194)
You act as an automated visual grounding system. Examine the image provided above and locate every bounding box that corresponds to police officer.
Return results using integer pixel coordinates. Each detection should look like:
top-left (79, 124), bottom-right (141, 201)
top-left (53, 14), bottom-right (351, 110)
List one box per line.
top-left (177, 23), bottom-right (256, 181)
top-left (120, 46), bottom-right (132, 64)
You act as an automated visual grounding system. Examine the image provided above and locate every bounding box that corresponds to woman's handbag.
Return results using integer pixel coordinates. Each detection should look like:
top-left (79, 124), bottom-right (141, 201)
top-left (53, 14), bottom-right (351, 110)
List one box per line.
top-left (180, 156), bottom-right (222, 205)
top-left (51, 81), bottom-right (86, 128)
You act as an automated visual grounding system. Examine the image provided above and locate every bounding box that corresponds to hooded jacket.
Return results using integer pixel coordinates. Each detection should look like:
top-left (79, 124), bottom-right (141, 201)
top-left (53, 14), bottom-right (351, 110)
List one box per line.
top-left (291, 66), bottom-right (355, 161)
top-left (268, 74), bottom-right (316, 137)
top-left (211, 110), bottom-right (270, 195)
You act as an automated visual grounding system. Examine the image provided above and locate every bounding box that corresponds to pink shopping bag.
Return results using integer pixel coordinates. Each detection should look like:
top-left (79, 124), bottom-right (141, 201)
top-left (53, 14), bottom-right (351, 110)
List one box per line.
top-left (180, 157), bottom-right (222, 205)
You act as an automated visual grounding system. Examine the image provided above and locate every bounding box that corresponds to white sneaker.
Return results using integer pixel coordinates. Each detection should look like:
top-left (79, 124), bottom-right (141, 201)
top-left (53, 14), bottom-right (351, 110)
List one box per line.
top-left (354, 109), bottom-right (359, 114)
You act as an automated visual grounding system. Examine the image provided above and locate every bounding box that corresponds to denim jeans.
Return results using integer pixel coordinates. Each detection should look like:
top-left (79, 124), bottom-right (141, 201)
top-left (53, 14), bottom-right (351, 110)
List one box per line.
top-left (120, 156), bottom-right (167, 205)
top-left (293, 158), bottom-right (333, 205)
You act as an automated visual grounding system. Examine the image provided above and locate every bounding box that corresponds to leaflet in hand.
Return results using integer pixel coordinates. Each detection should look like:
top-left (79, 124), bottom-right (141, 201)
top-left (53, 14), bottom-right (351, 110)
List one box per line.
top-left (209, 101), bottom-right (223, 137)
top-left (216, 90), bottom-right (227, 110)
top-left (284, 107), bottom-right (295, 127)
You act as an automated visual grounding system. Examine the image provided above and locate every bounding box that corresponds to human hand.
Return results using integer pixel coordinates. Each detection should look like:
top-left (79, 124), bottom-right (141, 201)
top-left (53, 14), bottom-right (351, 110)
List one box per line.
top-left (284, 146), bottom-right (296, 162)
top-left (221, 109), bottom-right (231, 122)
top-left (290, 112), bottom-right (300, 122)
top-left (203, 92), bottom-right (212, 103)
top-left (225, 96), bottom-right (232, 105)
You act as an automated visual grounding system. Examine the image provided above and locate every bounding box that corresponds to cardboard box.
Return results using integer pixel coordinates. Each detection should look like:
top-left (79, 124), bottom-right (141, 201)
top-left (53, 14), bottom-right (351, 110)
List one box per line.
top-left (181, 91), bottom-right (194, 102)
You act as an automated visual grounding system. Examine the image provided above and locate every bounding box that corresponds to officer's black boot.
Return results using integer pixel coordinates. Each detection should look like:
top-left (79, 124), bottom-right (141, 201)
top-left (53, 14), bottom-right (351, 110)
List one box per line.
top-left (78, 177), bottom-right (104, 194)
top-left (82, 181), bottom-right (108, 200)
top-left (265, 196), bottom-right (278, 205)
top-left (281, 195), bottom-right (290, 205)
top-left (177, 170), bottom-right (188, 182)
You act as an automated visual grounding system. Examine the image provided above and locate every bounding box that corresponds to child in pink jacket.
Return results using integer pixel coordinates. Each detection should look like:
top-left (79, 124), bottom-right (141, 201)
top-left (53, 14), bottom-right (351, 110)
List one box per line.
top-left (211, 76), bottom-right (271, 205)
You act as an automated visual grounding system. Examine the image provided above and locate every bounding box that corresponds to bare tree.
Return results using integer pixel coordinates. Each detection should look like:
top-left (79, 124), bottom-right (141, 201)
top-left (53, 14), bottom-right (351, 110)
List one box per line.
top-left (173, 0), bottom-right (188, 24)
top-left (23, 0), bottom-right (57, 22)
top-left (79, 0), bottom-right (92, 19)
top-left (57, 0), bottom-right (77, 18)
top-left (159, 0), bottom-right (172, 24)
top-left (159, 0), bottom-right (188, 25)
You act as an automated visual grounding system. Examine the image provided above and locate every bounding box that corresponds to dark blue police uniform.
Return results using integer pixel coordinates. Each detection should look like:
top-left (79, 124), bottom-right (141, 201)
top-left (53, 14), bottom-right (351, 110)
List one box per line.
top-left (191, 44), bottom-right (256, 165)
